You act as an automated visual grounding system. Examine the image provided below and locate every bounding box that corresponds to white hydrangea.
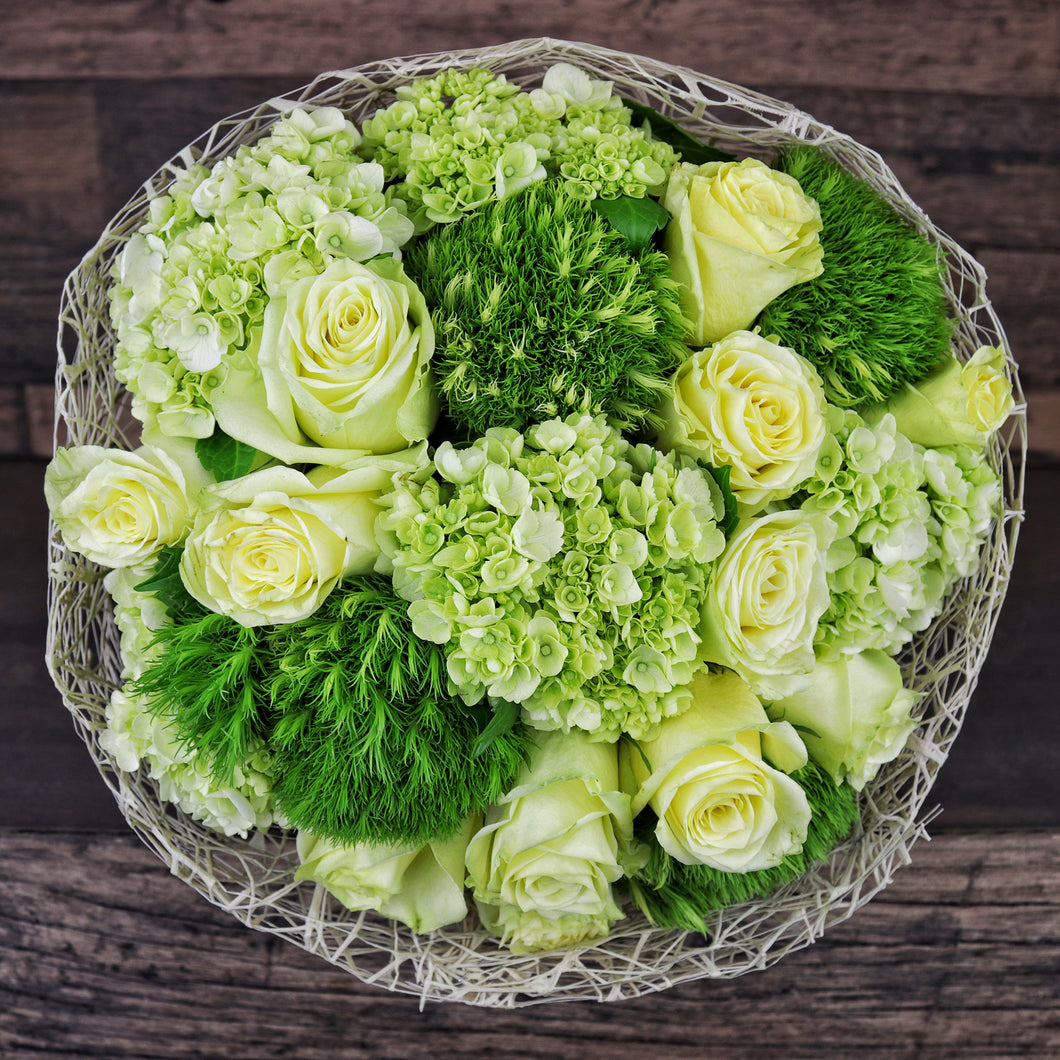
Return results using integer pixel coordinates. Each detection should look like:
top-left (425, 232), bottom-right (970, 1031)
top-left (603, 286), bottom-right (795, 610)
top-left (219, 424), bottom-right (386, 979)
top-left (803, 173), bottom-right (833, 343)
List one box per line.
top-left (100, 687), bottom-right (277, 838)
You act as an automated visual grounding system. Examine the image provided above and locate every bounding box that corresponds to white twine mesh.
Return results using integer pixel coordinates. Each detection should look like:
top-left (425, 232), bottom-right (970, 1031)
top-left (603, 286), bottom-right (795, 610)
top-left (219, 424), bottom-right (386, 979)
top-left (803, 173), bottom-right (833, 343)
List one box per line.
top-left (45, 38), bottom-right (1026, 1007)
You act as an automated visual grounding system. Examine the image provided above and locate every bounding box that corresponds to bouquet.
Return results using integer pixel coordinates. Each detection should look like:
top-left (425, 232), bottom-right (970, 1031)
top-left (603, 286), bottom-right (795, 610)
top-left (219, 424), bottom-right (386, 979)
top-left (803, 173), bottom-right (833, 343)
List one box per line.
top-left (46, 40), bottom-right (1024, 1004)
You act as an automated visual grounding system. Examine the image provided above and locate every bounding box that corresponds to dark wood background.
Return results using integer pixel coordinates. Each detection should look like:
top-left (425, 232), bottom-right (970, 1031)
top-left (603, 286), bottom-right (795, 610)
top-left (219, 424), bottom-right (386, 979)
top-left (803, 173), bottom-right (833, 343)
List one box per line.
top-left (1, 2), bottom-right (1057, 1057)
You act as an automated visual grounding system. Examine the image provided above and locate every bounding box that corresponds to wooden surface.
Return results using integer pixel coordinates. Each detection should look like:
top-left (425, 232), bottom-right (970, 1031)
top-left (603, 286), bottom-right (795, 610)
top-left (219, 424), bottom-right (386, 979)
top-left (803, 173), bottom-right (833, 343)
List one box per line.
top-left (2, 830), bottom-right (1056, 1058)
top-left (1, 2), bottom-right (1058, 1056)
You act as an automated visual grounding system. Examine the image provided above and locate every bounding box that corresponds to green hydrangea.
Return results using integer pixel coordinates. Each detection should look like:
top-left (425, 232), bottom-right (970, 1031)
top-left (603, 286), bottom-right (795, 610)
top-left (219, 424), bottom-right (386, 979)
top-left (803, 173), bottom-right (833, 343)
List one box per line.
top-left (378, 413), bottom-right (727, 741)
top-left (104, 565), bottom-right (173, 679)
top-left (800, 406), bottom-right (1001, 656)
top-left (109, 106), bottom-right (416, 440)
top-left (359, 64), bottom-right (676, 226)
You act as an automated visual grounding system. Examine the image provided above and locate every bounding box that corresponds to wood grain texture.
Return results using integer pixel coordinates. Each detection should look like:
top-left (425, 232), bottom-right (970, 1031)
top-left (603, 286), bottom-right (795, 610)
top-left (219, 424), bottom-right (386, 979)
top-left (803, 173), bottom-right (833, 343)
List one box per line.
top-left (0, 829), bottom-right (1056, 1058)
top-left (1, 0), bottom-right (1057, 95)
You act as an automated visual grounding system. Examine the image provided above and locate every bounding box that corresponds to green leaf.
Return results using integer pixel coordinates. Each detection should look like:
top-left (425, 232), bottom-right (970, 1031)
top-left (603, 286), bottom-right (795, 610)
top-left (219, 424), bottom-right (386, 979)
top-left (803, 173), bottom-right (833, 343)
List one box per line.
top-left (471, 698), bottom-right (521, 758)
top-left (134, 545), bottom-right (208, 622)
top-left (195, 426), bottom-right (260, 482)
top-left (625, 735), bottom-right (653, 775)
top-left (623, 99), bottom-right (738, 166)
top-left (590, 194), bottom-right (671, 254)
top-left (703, 462), bottom-right (740, 537)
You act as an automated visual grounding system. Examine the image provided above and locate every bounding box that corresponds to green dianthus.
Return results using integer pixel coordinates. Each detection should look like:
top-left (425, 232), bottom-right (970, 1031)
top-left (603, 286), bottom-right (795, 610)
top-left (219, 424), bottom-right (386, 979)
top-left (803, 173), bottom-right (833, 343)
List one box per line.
top-left (266, 576), bottom-right (533, 846)
top-left (131, 576), bottom-right (533, 847)
top-left (131, 611), bottom-right (270, 785)
top-left (758, 145), bottom-right (953, 408)
top-left (405, 180), bottom-right (689, 438)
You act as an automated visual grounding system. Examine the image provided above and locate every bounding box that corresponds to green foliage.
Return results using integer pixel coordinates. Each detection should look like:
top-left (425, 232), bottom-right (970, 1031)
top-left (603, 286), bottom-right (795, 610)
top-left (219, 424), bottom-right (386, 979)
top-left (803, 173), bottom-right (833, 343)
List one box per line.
top-left (702, 462), bottom-right (739, 537)
top-left (589, 194), bottom-right (670, 253)
top-left (266, 576), bottom-right (534, 846)
top-left (758, 145), bottom-right (953, 408)
top-left (405, 179), bottom-right (689, 438)
top-left (628, 761), bottom-right (860, 931)
top-left (471, 698), bottom-right (521, 759)
top-left (131, 610), bottom-right (270, 783)
top-left (133, 545), bottom-right (208, 622)
top-left (195, 426), bottom-right (260, 482)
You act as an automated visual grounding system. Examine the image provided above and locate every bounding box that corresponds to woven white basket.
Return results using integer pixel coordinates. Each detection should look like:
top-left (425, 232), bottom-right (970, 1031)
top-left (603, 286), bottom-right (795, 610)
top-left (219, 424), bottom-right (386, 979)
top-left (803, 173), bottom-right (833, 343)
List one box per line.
top-left (46, 38), bottom-right (1026, 1007)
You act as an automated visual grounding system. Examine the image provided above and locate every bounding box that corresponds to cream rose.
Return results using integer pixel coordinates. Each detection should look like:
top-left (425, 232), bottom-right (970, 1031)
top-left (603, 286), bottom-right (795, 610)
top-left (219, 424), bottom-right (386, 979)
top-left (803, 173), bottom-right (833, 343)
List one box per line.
top-left (44, 440), bottom-right (208, 568)
top-left (698, 509), bottom-right (835, 699)
top-left (865, 345), bottom-right (1015, 448)
top-left (767, 649), bottom-right (920, 791)
top-left (659, 330), bottom-right (827, 512)
top-left (179, 449), bottom-right (425, 626)
top-left (295, 817), bottom-right (476, 934)
top-left (465, 729), bottom-right (633, 954)
top-left (662, 158), bottom-right (824, 345)
top-left (628, 669), bottom-right (810, 871)
top-left (211, 256), bottom-right (438, 465)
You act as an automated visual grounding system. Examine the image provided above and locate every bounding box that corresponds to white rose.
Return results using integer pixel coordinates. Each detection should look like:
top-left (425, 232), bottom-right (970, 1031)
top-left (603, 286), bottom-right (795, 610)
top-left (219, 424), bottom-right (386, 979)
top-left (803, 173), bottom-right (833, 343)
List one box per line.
top-left (698, 509), bottom-right (835, 699)
top-left (294, 817), bottom-right (476, 934)
top-left (628, 669), bottom-right (810, 871)
top-left (865, 345), bottom-right (1015, 447)
top-left (662, 158), bottom-right (824, 345)
top-left (659, 330), bottom-right (827, 512)
top-left (179, 449), bottom-right (425, 626)
top-left (211, 256), bottom-right (438, 466)
top-left (45, 440), bottom-right (208, 568)
top-left (465, 729), bottom-right (633, 953)
top-left (767, 649), bottom-right (920, 791)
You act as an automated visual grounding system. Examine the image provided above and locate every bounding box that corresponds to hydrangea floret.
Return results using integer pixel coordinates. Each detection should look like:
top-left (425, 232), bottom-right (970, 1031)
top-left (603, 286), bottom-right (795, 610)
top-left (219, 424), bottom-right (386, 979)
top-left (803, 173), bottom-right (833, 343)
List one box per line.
top-left (378, 413), bottom-right (727, 741)
top-left (359, 64), bottom-right (676, 226)
top-left (801, 405), bottom-right (1001, 657)
top-left (109, 106), bottom-right (416, 440)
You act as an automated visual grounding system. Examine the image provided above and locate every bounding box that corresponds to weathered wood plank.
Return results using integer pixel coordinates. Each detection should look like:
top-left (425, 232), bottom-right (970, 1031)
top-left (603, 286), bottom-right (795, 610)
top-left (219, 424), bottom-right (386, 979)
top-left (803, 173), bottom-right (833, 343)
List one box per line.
top-left (0, 460), bottom-right (127, 833)
top-left (1, 0), bottom-right (1056, 96)
top-left (930, 461), bottom-right (1060, 827)
top-left (0, 830), bottom-right (1056, 1058)
top-left (978, 250), bottom-right (1058, 389)
top-left (0, 82), bottom-right (103, 383)
top-left (767, 85), bottom-right (1060, 159)
top-left (1026, 389), bottom-right (1060, 462)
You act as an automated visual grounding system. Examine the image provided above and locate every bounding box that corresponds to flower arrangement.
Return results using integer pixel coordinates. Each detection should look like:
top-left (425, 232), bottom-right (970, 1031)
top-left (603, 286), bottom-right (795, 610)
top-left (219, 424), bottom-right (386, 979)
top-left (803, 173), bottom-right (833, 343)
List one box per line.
top-left (46, 41), bottom-right (1024, 1005)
